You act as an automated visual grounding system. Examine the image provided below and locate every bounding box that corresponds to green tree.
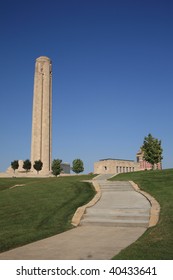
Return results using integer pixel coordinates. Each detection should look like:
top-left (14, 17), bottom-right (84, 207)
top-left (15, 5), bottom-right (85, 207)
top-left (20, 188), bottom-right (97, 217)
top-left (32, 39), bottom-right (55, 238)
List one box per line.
top-left (51, 159), bottom-right (63, 177)
top-left (33, 160), bottom-right (43, 174)
top-left (72, 159), bottom-right (84, 174)
top-left (11, 160), bottom-right (19, 173)
top-left (23, 159), bottom-right (31, 173)
top-left (141, 133), bottom-right (163, 169)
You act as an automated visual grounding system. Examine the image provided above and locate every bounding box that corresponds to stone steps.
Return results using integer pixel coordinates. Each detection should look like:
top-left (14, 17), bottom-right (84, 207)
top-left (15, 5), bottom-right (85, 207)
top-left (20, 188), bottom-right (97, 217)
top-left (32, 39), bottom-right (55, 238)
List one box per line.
top-left (93, 174), bottom-right (115, 180)
top-left (85, 208), bottom-right (150, 216)
top-left (100, 181), bottom-right (132, 185)
top-left (83, 215), bottom-right (149, 221)
top-left (100, 186), bottom-right (133, 191)
top-left (80, 218), bottom-right (149, 227)
top-left (81, 208), bottom-right (149, 227)
top-left (99, 181), bottom-right (134, 192)
top-left (79, 180), bottom-right (151, 228)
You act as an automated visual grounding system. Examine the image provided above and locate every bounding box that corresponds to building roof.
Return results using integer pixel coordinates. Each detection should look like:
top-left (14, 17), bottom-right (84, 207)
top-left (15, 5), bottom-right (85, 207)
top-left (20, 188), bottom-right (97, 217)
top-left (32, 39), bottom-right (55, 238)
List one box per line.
top-left (99, 158), bottom-right (134, 162)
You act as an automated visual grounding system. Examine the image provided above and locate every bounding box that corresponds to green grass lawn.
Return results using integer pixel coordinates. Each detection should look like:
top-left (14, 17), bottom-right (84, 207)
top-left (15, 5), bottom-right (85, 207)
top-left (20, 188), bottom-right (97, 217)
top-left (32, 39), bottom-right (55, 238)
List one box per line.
top-left (0, 175), bottom-right (95, 253)
top-left (110, 169), bottom-right (173, 260)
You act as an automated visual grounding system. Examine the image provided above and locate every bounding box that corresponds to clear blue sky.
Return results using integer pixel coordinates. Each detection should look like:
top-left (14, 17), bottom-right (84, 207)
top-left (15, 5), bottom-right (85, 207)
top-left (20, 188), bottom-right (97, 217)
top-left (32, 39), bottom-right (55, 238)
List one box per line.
top-left (0, 0), bottom-right (172, 173)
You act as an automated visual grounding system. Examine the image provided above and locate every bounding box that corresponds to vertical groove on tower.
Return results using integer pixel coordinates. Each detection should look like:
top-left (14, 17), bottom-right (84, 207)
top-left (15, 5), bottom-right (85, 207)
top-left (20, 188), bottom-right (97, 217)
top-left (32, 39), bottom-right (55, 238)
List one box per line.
top-left (40, 69), bottom-right (43, 161)
top-left (49, 63), bottom-right (52, 171)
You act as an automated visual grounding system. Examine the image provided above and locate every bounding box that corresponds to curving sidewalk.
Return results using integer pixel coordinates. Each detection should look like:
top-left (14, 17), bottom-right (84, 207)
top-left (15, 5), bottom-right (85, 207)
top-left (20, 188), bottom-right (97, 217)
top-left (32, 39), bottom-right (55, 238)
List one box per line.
top-left (0, 177), bottom-right (157, 260)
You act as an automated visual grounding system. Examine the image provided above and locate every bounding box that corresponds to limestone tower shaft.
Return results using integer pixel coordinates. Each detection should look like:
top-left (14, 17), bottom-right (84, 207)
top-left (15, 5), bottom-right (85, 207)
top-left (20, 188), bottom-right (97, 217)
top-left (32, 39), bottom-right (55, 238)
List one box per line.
top-left (31, 56), bottom-right (52, 174)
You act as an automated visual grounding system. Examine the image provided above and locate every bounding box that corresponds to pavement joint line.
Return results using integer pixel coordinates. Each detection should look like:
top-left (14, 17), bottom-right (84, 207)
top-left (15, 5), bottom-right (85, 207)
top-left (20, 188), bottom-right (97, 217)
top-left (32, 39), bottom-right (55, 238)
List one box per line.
top-left (129, 181), bottom-right (160, 228)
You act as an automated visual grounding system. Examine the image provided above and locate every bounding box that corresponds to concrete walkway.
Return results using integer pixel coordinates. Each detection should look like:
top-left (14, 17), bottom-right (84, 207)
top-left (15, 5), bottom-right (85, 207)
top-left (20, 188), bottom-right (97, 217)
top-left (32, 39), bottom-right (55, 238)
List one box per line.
top-left (0, 178), bottom-right (151, 260)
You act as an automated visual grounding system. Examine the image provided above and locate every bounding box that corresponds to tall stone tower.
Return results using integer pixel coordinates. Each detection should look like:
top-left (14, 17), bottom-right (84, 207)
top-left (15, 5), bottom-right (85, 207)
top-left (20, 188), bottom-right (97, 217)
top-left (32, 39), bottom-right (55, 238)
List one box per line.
top-left (31, 56), bottom-right (52, 174)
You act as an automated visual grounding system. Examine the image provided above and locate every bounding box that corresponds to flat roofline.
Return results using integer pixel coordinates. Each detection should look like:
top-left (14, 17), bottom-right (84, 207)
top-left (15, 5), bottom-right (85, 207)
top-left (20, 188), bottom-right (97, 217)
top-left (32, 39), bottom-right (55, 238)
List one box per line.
top-left (99, 158), bottom-right (134, 162)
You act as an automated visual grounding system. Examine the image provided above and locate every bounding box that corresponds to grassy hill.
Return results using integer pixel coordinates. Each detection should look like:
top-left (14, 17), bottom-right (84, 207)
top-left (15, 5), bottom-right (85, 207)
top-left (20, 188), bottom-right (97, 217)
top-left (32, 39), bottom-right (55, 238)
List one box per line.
top-left (0, 175), bottom-right (95, 253)
top-left (1, 170), bottom-right (172, 259)
top-left (110, 169), bottom-right (173, 259)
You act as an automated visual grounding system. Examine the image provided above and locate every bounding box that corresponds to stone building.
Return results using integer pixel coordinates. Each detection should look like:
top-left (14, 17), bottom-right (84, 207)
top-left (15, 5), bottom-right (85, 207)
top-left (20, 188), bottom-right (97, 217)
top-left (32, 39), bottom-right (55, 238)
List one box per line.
top-left (5, 159), bottom-right (71, 176)
top-left (61, 163), bottom-right (71, 174)
top-left (94, 158), bottom-right (139, 174)
top-left (6, 160), bottom-right (26, 175)
top-left (136, 149), bottom-right (162, 170)
top-left (94, 150), bottom-right (162, 175)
